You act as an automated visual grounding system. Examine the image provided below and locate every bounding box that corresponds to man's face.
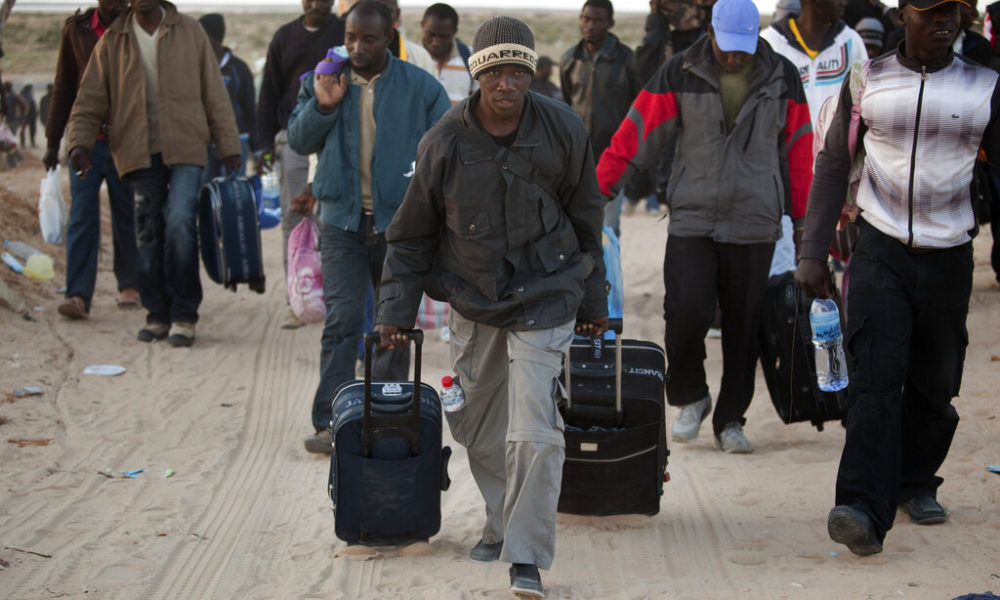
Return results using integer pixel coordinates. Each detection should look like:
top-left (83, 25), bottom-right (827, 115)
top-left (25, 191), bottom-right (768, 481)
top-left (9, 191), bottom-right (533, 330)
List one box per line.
top-left (422, 16), bottom-right (457, 61)
top-left (97, 0), bottom-right (129, 19)
top-left (534, 62), bottom-right (553, 81)
top-left (477, 65), bottom-right (532, 121)
top-left (904, 3), bottom-right (961, 57)
top-left (580, 5), bottom-right (613, 46)
top-left (132, 0), bottom-right (160, 16)
top-left (346, 12), bottom-right (393, 74)
top-left (708, 28), bottom-right (753, 73)
top-left (813, 0), bottom-right (848, 22)
top-left (302, 0), bottom-right (334, 29)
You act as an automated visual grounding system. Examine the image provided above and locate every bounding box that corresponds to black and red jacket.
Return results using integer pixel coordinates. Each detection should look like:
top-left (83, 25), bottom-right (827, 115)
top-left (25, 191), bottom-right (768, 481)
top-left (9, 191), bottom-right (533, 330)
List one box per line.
top-left (597, 36), bottom-right (814, 244)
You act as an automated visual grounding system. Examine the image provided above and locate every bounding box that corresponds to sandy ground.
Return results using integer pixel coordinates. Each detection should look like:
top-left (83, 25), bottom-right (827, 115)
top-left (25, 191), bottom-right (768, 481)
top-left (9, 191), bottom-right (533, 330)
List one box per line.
top-left (0, 150), bottom-right (999, 600)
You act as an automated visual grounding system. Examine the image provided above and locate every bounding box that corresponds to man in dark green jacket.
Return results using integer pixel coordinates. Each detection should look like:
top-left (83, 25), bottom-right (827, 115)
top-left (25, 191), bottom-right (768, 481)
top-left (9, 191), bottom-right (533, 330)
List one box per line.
top-left (376, 16), bottom-right (607, 599)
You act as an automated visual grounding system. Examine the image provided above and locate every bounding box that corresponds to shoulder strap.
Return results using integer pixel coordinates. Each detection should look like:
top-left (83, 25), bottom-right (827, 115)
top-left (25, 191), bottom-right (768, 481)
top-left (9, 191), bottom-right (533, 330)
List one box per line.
top-left (441, 118), bottom-right (560, 201)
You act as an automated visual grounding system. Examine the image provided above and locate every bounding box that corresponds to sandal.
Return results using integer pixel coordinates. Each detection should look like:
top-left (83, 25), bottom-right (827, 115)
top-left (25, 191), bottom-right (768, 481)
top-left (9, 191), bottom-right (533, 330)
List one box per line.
top-left (118, 288), bottom-right (141, 310)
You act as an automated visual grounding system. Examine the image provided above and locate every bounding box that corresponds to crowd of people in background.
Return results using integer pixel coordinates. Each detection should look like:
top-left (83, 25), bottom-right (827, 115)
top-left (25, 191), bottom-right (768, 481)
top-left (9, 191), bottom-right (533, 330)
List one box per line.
top-left (1, 0), bottom-right (1000, 597)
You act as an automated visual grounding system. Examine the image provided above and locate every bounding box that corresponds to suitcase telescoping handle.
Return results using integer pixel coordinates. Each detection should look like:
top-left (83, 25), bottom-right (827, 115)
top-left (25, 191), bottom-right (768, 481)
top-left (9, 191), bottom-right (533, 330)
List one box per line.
top-left (564, 318), bottom-right (623, 415)
top-left (361, 329), bottom-right (423, 457)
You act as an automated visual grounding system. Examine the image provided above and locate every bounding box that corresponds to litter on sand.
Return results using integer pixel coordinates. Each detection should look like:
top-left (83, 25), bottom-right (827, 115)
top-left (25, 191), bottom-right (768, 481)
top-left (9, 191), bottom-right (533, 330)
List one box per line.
top-left (83, 365), bottom-right (126, 376)
top-left (13, 386), bottom-right (43, 396)
top-left (164, 468), bottom-right (175, 478)
top-left (123, 469), bottom-right (146, 478)
top-left (988, 465), bottom-right (1000, 474)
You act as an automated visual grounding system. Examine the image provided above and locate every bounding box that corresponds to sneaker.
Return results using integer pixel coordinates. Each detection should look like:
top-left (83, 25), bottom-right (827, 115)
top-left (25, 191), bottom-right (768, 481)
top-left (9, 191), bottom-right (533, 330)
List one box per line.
top-left (166, 322), bottom-right (196, 347)
top-left (715, 422), bottom-right (753, 454)
top-left (671, 394), bottom-right (712, 442)
top-left (899, 496), bottom-right (947, 525)
top-left (509, 563), bottom-right (544, 598)
top-left (827, 505), bottom-right (883, 556)
top-left (137, 322), bottom-right (169, 342)
top-left (57, 296), bottom-right (89, 320)
top-left (469, 538), bottom-right (503, 562)
top-left (706, 327), bottom-right (722, 339)
top-left (304, 428), bottom-right (333, 454)
top-left (281, 308), bottom-right (305, 330)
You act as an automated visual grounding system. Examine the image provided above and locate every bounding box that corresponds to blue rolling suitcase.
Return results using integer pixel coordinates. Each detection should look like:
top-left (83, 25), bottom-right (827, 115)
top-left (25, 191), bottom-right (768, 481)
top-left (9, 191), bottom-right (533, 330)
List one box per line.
top-left (328, 330), bottom-right (451, 545)
top-left (198, 176), bottom-right (266, 293)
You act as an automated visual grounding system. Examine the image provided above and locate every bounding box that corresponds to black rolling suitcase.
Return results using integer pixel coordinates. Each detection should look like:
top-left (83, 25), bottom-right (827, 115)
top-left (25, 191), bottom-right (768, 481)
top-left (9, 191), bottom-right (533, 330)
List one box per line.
top-left (758, 271), bottom-right (847, 431)
top-left (198, 176), bottom-right (266, 293)
top-left (328, 330), bottom-right (451, 545)
top-left (558, 319), bottom-right (669, 517)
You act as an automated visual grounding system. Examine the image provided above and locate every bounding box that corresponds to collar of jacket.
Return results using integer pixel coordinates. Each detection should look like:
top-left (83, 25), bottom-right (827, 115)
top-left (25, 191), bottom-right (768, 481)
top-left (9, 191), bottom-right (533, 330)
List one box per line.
top-left (681, 34), bottom-right (782, 91)
top-left (892, 41), bottom-right (955, 74)
top-left (571, 33), bottom-right (623, 62)
top-left (457, 90), bottom-right (545, 154)
top-left (769, 15), bottom-right (850, 55)
top-left (107, 0), bottom-right (180, 36)
top-left (68, 7), bottom-right (96, 26)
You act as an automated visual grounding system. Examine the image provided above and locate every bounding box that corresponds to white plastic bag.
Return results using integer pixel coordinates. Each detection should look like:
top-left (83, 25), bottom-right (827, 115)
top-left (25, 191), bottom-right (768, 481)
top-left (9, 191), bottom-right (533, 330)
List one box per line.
top-left (38, 166), bottom-right (68, 245)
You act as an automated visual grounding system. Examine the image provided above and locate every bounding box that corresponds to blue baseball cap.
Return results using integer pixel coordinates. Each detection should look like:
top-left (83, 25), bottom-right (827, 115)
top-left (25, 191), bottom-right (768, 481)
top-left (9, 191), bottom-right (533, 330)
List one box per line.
top-left (711, 0), bottom-right (760, 54)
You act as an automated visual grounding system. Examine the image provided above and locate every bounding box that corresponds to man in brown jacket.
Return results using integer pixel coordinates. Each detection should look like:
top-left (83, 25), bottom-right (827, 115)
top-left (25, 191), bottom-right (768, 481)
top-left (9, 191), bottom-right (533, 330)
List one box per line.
top-left (67, 0), bottom-right (240, 347)
top-left (45, 0), bottom-right (140, 321)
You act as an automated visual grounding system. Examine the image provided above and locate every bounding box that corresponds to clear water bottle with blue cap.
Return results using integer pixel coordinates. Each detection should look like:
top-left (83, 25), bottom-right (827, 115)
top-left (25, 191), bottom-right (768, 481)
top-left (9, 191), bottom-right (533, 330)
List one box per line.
top-left (809, 298), bottom-right (848, 392)
top-left (257, 158), bottom-right (282, 229)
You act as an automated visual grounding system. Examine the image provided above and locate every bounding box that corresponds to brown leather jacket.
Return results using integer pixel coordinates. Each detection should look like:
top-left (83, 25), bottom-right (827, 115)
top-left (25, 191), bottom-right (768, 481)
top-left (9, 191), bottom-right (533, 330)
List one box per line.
top-left (66, 1), bottom-right (239, 177)
top-left (46, 8), bottom-right (104, 150)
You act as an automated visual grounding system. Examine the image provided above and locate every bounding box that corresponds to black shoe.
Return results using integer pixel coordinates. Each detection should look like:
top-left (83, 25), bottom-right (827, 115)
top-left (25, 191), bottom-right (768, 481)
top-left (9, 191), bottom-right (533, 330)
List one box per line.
top-left (137, 322), bottom-right (169, 342)
top-left (827, 505), bottom-right (883, 556)
top-left (469, 538), bottom-right (502, 562)
top-left (899, 496), bottom-right (946, 525)
top-left (509, 563), bottom-right (544, 598)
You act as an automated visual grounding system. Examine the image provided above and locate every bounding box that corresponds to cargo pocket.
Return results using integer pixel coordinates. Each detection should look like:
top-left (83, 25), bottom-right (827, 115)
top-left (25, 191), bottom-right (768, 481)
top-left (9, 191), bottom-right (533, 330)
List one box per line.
top-left (843, 315), bottom-right (870, 389)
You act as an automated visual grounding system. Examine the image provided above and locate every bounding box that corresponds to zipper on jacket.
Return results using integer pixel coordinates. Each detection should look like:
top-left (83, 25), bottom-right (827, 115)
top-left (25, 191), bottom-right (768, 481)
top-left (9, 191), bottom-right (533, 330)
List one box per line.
top-left (906, 66), bottom-right (927, 249)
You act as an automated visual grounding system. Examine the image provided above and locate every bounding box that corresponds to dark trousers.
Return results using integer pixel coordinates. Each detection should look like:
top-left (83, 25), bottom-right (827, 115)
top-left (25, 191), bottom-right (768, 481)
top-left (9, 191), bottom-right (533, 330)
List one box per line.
top-left (311, 217), bottom-right (410, 430)
top-left (122, 154), bottom-right (204, 325)
top-left (836, 220), bottom-right (971, 541)
top-left (662, 235), bottom-right (775, 434)
top-left (65, 138), bottom-right (138, 309)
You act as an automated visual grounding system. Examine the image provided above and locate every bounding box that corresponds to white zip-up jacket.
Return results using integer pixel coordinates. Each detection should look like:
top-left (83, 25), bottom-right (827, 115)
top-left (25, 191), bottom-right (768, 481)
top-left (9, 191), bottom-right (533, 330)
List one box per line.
top-left (761, 17), bottom-right (868, 127)
top-left (802, 48), bottom-right (1000, 259)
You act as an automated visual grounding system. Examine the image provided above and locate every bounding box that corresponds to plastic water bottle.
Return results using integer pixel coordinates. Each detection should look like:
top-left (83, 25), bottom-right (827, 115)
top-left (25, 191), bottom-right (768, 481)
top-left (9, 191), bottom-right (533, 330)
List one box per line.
top-left (3, 240), bottom-right (41, 261)
top-left (258, 163), bottom-right (282, 229)
top-left (440, 376), bottom-right (466, 413)
top-left (809, 298), bottom-right (849, 392)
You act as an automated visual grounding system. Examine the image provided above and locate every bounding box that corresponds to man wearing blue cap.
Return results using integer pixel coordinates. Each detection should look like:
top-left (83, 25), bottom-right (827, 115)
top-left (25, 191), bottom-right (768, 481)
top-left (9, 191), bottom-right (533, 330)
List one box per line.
top-left (798, 0), bottom-right (1000, 556)
top-left (598, 0), bottom-right (814, 454)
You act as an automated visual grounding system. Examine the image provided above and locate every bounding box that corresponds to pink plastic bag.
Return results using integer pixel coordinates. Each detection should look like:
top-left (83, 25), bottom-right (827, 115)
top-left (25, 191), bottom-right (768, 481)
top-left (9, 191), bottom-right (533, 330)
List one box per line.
top-left (287, 219), bottom-right (325, 324)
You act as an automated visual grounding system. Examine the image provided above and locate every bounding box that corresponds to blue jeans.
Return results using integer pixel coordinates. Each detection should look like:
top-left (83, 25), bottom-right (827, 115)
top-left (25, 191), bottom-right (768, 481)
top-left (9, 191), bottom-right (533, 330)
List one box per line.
top-left (311, 217), bottom-right (410, 430)
top-left (65, 138), bottom-right (138, 309)
top-left (123, 154), bottom-right (203, 325)
top-left (200, 134), bottom-right (250, 186)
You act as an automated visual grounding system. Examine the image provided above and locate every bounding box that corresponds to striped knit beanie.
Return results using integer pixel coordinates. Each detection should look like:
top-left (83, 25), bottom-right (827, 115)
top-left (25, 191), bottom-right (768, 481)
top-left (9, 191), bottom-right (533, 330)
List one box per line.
top-left (468, 17), bottom-right (538, 79)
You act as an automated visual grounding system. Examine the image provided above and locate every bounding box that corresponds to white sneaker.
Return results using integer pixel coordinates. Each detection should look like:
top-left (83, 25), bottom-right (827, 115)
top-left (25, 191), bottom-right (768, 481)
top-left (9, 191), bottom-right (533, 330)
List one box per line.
top-left (715, 422), bottom-right (753, 454)
top-left (671, 393), bottom-right (712, 442)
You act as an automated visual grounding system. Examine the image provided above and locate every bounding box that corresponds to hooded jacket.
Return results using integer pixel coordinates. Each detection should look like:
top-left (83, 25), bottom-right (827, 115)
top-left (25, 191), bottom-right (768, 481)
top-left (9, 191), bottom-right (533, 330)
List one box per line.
top-left (66, 1), bottom-right (240, 177)
top-left (761, 17), bottom-right (868, 125)
top-left (597, 35), bottom-right (814, 243)
top-left (376, 91), bottom-right (608, 331)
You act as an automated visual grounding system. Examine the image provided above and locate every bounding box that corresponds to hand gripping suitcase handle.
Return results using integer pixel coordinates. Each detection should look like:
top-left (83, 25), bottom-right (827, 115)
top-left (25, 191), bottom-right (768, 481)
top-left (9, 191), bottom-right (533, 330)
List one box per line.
top-left (564, 318), bottom-right (623, 415)
top-left (361, 330), bottom-right (423, 457)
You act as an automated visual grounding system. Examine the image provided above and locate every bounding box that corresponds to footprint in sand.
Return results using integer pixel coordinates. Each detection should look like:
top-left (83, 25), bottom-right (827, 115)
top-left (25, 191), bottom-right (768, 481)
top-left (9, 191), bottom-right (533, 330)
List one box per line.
top-left (334, 544), bottom-right (380, 561)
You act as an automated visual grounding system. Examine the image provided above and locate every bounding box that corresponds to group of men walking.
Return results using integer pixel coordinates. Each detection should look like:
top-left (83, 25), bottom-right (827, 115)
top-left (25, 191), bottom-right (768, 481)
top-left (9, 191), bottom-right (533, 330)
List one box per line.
top-left (33, 0), bottom-right (1000, 596)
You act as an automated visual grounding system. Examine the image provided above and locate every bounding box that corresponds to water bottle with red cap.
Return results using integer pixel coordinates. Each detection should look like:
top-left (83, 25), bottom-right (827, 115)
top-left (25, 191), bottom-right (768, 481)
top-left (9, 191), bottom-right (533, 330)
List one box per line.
top-left (440, 375), bottom-right (466, 413)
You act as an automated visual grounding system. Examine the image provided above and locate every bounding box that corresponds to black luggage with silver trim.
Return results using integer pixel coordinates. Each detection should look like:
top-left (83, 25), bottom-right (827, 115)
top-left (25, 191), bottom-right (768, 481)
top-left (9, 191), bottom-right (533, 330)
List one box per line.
top-left (558, 320), bottom-right (668, 516)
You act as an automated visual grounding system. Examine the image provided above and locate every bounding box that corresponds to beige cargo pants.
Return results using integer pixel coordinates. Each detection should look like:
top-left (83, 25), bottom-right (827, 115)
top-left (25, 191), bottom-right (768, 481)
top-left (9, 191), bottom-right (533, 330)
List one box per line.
top-left (446, 310), bottom-right (574, 570)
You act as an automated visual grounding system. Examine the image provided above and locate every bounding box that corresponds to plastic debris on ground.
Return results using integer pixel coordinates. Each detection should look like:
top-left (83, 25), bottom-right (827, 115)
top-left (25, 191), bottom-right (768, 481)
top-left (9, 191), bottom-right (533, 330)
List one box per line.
top-left (13, 386), bottom-right (43, 396)
top-left (0, 279), bottom-right (27, 313)
top-left (123, 469), bottom-right (146, 478)
top-left (22, 253), bottom-right (55, 281)
top-left (3, 239), bottom-right (41, 261)
top-left (164, 468), bottom-right (175, 478)
top-left (2, 252), bottom-right (24, 273)
top-left (988, 465), bottom-right (1000, 474)
top-left (82, 365), bottom-right (126, 376)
